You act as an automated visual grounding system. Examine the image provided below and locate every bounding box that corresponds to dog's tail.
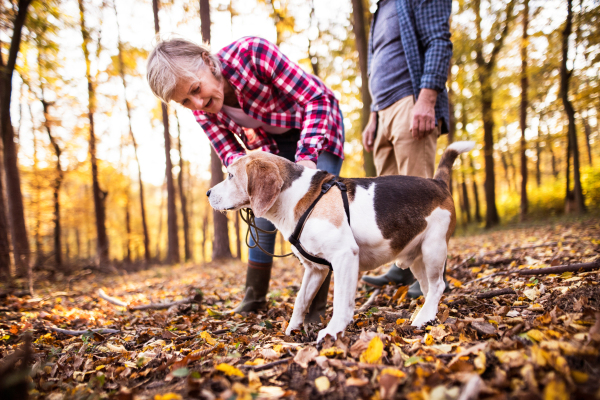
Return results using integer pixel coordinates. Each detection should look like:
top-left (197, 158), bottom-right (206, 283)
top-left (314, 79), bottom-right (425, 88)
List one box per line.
top-left (434, 141), bottom-right (476, 187)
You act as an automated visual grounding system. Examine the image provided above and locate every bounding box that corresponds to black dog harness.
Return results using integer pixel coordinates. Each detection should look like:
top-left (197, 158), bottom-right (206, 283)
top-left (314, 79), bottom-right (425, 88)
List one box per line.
top-left (288, 178), bottom-right (350, 270)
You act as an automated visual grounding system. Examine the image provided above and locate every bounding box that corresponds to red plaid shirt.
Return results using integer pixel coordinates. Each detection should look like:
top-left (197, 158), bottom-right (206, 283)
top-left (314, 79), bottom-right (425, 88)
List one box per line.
top-left (193, 37), bottom-right (344, 166)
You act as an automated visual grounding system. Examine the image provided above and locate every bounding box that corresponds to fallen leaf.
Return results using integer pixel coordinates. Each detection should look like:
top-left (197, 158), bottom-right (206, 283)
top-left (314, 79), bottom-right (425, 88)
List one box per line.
top-left (315, 376), bottom-right (330, 393)
top-left (359, 336), bottom-right (383, 364)
top-left (294, 346), bottom-right (318, 368)
top-left (215, 363), bottom-right (244, 377)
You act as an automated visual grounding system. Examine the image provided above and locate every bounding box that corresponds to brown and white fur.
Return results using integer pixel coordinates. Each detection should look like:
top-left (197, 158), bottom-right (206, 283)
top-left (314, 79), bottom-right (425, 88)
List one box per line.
top-left (207, 141), bottom-right (475, 342)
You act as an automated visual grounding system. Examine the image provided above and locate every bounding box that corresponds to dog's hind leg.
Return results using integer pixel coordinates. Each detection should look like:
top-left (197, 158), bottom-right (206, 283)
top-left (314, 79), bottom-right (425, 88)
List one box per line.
top-left (285, 266), bottom-right (329, 335)
top-left (412, 208), bottom-right (451, 328)
top-left (317, 245), bottom-right (360, 343)
top-left (410, 255), bottom-right (429, 299)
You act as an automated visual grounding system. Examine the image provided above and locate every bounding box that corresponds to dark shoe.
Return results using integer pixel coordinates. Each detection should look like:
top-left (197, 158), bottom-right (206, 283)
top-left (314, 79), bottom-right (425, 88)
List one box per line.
top-left (407, 261), bottom-right (450, 298)
top-left (232, 261), bottom-right (272, 313)
top-left (361, 264), bottom-right (416, 288)
top-left (304, 270), bottom-right (332, 324)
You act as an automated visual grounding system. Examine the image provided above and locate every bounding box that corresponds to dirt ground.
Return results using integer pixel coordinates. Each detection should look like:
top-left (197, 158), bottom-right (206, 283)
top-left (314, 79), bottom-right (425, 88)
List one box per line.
top-left (1, 217), bottom-right (599, 400)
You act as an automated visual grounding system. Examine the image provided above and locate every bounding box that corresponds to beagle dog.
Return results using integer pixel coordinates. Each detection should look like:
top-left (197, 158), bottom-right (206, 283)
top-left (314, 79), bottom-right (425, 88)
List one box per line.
top-left (207, 141), bottom-right (475, 342)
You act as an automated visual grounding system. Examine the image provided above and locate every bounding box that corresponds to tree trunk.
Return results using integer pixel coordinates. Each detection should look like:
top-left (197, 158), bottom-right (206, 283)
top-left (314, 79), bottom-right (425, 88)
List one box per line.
top-left (535, 133), bottom-right (541, 187)
top-left (0, 143), bottom-right (10, 278)
top-left (79, 0), bottom-right (110, 267)
top-left (153, 0), bottom-right (180, 263)
top-left (560, 0), bottom-right (585, 214)
top-left (175, 113), bottom-right (191, 262)
top-left (114, 1), bottom-right (151, 262)
top-left (0, 0), bottom-right (33, 276)
top-left (210, 148), bottom-right (232, 259)
top-left (351, 0), bottom-right (376, 177)
top-left (461, 172), bottom-right (471, 223)
top-left (235, 211), bottom-right (241, 260)
top-left (307, 0), bottom-right (320, 77)
top-left (32, 127), bottom-right (42, 266)
top-left (41, 99), bottom-right (63, 268)
top-left (156, 177), bottom-right (166, 261)
top-left (202, 213), bottom-right (208, 262)
top-left (125, 192), bottom-right (131, 263)
top-left (200, 0), bottom-right (232, 260)
top-left (474, 0), bottom-right (516, 228)
top-left (519, 0), bottom-right (529, 221)
top-left (583, 117), bottom-right (593, 166)
top-left (470, 156), bottom-right (482, 223)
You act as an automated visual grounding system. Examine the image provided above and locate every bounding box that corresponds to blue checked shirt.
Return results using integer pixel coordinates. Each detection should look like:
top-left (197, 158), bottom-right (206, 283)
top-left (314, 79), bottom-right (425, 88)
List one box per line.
top-left (368, 0), bottom-right (453, 133)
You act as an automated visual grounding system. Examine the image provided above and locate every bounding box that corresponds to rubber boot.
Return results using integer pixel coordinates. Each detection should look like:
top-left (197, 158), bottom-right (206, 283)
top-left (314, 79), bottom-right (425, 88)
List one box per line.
top-left (304, 270), bottom-right (332, 324)
top-left (232, 261), bottom-right (272, 313)
top-left (361, 264), bottom-right (416, 288)
top-left (407, 261), bottom-right (450, 298)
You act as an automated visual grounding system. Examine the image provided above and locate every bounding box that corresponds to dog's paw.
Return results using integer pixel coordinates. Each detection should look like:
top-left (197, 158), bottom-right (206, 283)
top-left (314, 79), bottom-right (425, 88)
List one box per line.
top-left (316, 327), bottom-right (343, 343)
top-left (285, 320), bottom-right (302, 336)
top-left (411, 314), bottom-right (436, 328)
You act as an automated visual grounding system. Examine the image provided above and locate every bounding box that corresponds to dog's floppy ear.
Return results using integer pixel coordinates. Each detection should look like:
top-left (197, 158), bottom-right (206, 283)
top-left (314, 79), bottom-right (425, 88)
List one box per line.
top-left (246, 158), bottom-right (284, 217)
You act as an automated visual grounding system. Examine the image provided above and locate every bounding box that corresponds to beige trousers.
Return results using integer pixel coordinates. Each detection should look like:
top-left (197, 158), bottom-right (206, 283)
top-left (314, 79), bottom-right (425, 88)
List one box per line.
top-left (373, 96), bottom-right (439, 178)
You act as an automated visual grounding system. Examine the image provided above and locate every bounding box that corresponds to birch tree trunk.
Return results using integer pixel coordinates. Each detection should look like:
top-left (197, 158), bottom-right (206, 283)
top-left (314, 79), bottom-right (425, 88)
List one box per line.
top-left (153, 0), bottom-right (180, 263)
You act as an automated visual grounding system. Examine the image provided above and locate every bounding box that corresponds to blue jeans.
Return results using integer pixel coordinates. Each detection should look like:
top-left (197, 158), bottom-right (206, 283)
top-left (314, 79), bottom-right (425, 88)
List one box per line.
top-left (248, 132), bottom-right (344, 264)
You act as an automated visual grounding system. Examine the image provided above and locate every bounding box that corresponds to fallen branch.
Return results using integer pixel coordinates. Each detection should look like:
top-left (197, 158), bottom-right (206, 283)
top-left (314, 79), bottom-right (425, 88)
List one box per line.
top-left (516, 261), bottom-right (600, 276)
top-left (242, 357), bottom-right (292, 371)
top-left (467, 258), bottom-right (518, 267)
top-left (129, 297), bottom-right (195, 310)
top-left (98, 289), bottom-right (128, 307)
top-left (463, 272), bottom-right (509, 286)
top-left (475, 288), bottom-right (516, 299)
top-left (47, 325), bottom-right (121, 336)
top-left (357, 289), bottom-right (380, 312)
top-left (97, 289), bottom-right (200, 310)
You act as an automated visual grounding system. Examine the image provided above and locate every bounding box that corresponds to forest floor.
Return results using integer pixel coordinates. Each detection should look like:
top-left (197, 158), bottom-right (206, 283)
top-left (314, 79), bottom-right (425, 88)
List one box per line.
top-left (1, 217), bottom-right (600, 400)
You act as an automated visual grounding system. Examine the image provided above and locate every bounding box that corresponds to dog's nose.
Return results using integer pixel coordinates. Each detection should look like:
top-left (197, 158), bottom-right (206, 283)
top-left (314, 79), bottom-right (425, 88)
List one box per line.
top-left (206, 189), bottom-right (211, 197)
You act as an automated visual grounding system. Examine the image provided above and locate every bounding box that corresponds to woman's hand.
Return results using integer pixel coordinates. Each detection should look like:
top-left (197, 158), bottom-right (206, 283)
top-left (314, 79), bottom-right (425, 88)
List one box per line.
top-left (297, 160), bottom-right (317, 169)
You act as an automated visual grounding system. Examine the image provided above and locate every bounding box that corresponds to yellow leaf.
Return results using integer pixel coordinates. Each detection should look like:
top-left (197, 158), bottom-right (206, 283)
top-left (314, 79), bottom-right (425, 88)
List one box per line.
top-left (320, 347), bottom-right (344, 358)
top-left (360, 336), bottom-right (384, 364)
top-left (543, 379), bottom-right (568, 400)
top-left (571, 370), bottom-right (588, 384)
top-left (95, 365), bottom-right (106, 371)
top-left (424, 333), bottom-right (434, 346)
top-left (474, 351), bottom-right (486, 374)
top-left (396, 319), bottom-right (406, 325)
top-left (244, 358), bottom-right (265, 366)
top-left (380, 368), bottom-right (406, 379)
top-left (216, 363), bottom-right (245, 377)
top-left (273, 344), bottom-right (283, 353)
top-left (315, 376), bottom-right (330, 393)
top-left (526, 329), bottom-right (545, 342)
top-left (200, 331), bottom-right (217, 345)
top-left (154, 394), bottom-right (183, 400)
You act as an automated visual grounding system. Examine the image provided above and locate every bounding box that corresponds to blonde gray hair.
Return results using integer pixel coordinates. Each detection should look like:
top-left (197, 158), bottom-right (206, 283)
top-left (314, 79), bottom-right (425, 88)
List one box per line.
top-left (146, 37), bottom-right (222, 104)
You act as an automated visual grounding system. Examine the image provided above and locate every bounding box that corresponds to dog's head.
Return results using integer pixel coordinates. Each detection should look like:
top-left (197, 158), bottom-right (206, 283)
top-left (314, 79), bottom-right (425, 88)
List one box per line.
top-left (207, 153), bottom-right (285, 218)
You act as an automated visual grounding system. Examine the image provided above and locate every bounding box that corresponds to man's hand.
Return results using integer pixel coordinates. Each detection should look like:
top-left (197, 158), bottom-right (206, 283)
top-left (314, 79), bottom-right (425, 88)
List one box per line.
top-left (411, 88), bottom-right (438, 140)
top-left (362, 111), bottom-right (377, 152)
top-left (297, 160), bottom-right (317, 169)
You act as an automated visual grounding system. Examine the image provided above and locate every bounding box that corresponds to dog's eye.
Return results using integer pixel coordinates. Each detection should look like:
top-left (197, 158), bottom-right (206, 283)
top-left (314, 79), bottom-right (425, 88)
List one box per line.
top-left (228, 173), bottom-right (233, 180)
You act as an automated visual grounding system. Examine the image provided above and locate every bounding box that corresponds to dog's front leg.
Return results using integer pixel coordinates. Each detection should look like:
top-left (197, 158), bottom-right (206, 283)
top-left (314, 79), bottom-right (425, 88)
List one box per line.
top-left (317, 247), bottom-right (359, 343)
top-left (285, 266), bottom-right (328, 335)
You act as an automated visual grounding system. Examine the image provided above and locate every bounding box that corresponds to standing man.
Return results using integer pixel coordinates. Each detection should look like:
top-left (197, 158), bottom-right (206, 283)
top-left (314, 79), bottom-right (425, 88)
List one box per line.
top-left (361, 0), bottom-right (453, 297)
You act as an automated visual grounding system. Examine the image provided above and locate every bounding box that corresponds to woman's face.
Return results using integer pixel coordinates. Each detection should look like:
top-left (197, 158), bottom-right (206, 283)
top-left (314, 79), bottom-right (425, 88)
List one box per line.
top-left (172, 66), bottom-right (224, 113)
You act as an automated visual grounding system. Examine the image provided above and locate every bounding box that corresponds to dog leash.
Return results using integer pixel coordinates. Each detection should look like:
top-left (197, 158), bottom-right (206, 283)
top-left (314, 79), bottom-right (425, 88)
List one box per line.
top-left (239, 208), bottom-right (293, 258)
top-left (240, 177), bottom-right (350, 270)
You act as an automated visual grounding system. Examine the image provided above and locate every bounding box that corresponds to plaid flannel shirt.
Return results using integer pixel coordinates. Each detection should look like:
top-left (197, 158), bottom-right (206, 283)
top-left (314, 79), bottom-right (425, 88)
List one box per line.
top-left (368, 0), bottom-right (452, 133)
top-left (193, 37), bottom-right (344, 167)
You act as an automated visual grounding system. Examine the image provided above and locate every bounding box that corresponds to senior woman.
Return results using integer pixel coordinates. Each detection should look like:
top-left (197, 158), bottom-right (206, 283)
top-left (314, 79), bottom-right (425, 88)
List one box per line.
top-left (146, 37), bottom-right (344, 322)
